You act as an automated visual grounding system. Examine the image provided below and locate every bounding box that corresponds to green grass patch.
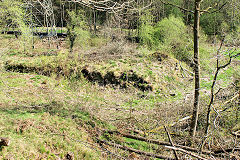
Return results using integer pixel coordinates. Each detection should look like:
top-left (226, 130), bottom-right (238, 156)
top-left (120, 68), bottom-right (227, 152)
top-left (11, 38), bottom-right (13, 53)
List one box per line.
top-left (124, 137), bottom-right (158, 152)
top-left (0, 110), bottom-right (100, 159)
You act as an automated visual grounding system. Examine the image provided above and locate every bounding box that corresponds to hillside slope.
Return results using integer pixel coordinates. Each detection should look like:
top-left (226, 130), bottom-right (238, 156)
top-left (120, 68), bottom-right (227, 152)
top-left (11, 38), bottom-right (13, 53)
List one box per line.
top-left (1, 34), bottom-right (239, 159)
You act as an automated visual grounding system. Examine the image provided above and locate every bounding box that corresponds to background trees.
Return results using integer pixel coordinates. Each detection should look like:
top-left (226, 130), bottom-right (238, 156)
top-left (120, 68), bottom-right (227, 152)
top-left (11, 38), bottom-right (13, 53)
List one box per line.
top-left (2, 0), bottom-right (239, 41)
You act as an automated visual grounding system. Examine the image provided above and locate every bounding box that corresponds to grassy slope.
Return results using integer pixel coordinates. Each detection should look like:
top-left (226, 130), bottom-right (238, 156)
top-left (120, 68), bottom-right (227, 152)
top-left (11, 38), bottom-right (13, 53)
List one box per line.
top-left (0, 71), bottom-right (104, 159)
top-left (0, 34), bottom-right (193, 159)
top-left (0, 34), bottom-right (239, 159)
top-left (0, 111), bottom-right (99, 159)
top-left (0, 36), bottom-right (101, 159)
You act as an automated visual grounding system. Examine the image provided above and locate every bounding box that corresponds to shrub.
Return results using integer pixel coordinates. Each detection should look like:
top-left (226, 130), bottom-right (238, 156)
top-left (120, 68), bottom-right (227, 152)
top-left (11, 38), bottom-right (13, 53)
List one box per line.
top-left (66, 10), bottom-right (90, 54)
top-left (138, 11), bottom-right (155, 49)
top-left (0, 0), bottom-right (32, 52)
top-left (154, 16), bottom-right (187, 44)
top-left (154, 16), bottom-right (192, 62)
top-left (225, 26), bottom-right (240, 46)
top-left (139, 15), bottom-right (192, 63)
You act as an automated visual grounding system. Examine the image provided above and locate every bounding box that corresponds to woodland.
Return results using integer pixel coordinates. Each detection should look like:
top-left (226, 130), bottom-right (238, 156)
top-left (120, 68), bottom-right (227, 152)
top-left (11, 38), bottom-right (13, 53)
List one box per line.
top-left (0, 0), bottom-right (240, 159)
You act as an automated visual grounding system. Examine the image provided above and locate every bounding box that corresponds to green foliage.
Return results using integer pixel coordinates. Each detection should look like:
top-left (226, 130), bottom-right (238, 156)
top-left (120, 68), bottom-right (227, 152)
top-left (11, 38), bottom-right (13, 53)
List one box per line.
top-left (225, 26), bottom-right (240, 46)
top-left (67, 10), bottom-right (87, 29)
top-left (154, 15), bottom-right (187, 43)
top-left (66, 10), bottom-right (90, 53)
top-left (138, 11), bottom-right (155, 49)
top-left (155, 16), bottom-right (192, 62)
top-left (200, 12), bottom-right (225, 36)
top-left (0, 0), bottom-right (32, 52)
top-left (163, 0), bottom-right (185, 18)
top-left (139, 15), bottom-right (192, 63)
top-left (0, 0), bottom-right (24, 29)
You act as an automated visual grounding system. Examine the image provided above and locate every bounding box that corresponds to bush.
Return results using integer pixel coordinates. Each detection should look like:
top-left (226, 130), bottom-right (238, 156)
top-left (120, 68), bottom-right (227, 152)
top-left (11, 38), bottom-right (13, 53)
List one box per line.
top-left (154, 16), bottom-right (192, 62)
top-left (67, 10), bottom-right (90, 53)
top-left (0, 0), bottom-right (32, 52)
top-left (154, 16), bottom-right (186, 44)
top-left (139, 15), bottom-right (192, 63)
top-left (138, 11), bottom-right (155, 49)
top-left (225, 26), bottom-right (240, 46)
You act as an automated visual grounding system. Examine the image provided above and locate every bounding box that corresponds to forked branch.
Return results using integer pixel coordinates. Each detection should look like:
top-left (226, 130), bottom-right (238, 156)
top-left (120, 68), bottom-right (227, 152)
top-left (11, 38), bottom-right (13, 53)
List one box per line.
top-left (205, 37), bottom-right (240, 136)
top-left (67, 0), bottom-right (152, 14)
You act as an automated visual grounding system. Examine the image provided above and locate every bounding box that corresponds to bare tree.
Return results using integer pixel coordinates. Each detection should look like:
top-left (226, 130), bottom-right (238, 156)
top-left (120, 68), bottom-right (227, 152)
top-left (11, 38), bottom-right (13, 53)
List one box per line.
top-left (189, 0), bottom-right (201, 140)
top-left (67, 0), bottom-right (152, 13)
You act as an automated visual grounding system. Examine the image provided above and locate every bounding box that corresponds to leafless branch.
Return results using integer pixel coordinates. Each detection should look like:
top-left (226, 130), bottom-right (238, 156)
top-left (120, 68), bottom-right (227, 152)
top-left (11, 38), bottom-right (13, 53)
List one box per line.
top-left (209, 2), bottom-right (228, 14)
top-left (205, 38), bottom-right (240, 135)
top-left (67, 0), bottom-right (152, 14)
top-left (158, 0), bottom-right (193, 13)
top-left (231, 130), bottom-right (240, 138)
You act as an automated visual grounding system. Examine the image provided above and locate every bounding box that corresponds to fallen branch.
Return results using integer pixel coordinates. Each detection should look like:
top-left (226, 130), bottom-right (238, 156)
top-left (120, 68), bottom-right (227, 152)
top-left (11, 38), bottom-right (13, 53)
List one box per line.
top-left (50, 133), bottom-right (126, 159)
top-left (164, 126), bottom-right (179, 160)
top-left (165, 146), bottom-right (208, 160)
top-left (98, 139), bottom-right (175, 160)
top-left (221, 94), bottom-right (239, 112)
top-left (165, 146), bottom-right (207, 160)
top-left (105, 130), bottom-right (214, 155)
top-left (148, 115), bottom-right (192, 133)
top-left (214, 147), bottom-right (240, 154)
top-left (104, 130), bottom-right (239, 156)
top-left (179, 62), bottom-right (194, 77)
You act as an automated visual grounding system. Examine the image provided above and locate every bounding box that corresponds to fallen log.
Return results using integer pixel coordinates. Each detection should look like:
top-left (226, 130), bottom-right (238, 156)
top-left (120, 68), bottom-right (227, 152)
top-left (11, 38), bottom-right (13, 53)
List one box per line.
top-left (98, 139), bottom-right (175, 160)
top-left (105, 130), bottom-right (215, 155)
top-left (1, 31), bottom-right (67, 38)
top-left (147, 115), bottom-right (192, 133)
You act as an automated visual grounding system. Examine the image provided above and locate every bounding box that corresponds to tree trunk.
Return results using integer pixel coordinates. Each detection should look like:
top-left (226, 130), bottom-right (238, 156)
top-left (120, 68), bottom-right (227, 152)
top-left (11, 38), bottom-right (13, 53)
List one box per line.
top-left (190, 0), bottom-right (201, 140)
top-left (93, 9), bottom-right (97, 35)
